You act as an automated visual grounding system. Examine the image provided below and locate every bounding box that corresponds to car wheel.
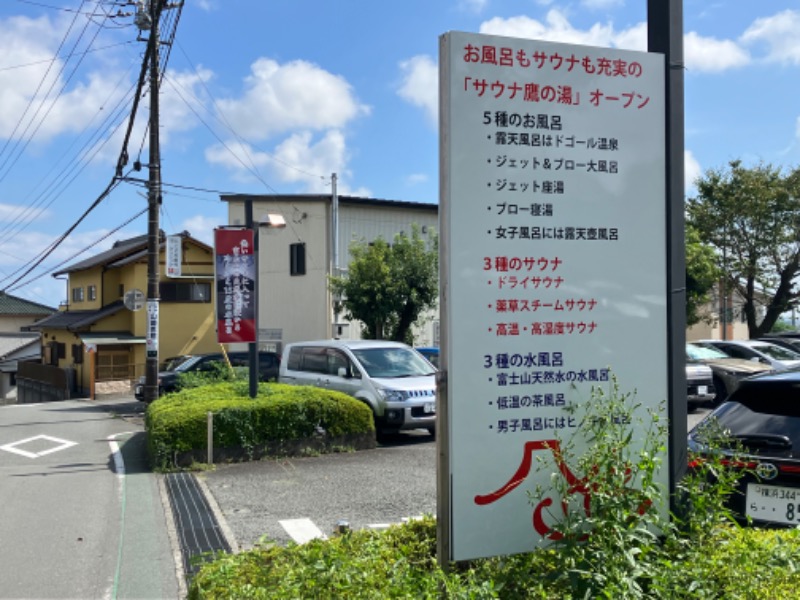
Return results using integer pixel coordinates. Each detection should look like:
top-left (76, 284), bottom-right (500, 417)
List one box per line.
top-left (711, 375), bottom-right (727, 406)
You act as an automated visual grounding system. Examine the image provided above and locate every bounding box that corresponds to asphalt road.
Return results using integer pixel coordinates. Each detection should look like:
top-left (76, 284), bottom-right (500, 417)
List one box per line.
top-left (0, 399), bottom-right (181, 600)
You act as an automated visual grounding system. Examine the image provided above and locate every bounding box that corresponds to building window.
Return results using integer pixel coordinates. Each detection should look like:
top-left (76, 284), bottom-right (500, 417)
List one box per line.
top-left (47, 341), bottom-right (65, 365)
top-left (160, 281), bottom-right (211, 302)
top-left (290, 243), bottom-right (306, 276)
top-left (88, 285), bottom-right (97, 301)
top-left (72, 287), bottom-right (84, 302)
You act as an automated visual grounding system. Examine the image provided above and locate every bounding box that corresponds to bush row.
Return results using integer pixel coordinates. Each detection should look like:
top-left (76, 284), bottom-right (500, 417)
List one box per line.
top-left (145, 381), bottom-right (375, 469)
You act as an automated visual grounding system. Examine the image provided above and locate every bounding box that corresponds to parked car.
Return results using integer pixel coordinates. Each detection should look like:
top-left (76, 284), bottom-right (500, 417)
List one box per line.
top-left (686, 342), bottom-right (773, 405)
top-left (688, 370), bottom-right (800, 527)
top-left (279, 340), bottom-right (437, 435)
top-left (757, 335), bottom-right (800, 354)
top-left (696, 339), bottom-right (800, 371)
top-left (415, 346), bottom-right (440, 368)
top-left (135, 350), bottom-right (281, 401)
top-left (685, 359), bottom-right (716, 408)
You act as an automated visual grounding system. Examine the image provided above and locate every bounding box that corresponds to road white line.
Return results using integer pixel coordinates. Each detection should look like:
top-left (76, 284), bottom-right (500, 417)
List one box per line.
top-left (279, 518), bottom-right (328, 544)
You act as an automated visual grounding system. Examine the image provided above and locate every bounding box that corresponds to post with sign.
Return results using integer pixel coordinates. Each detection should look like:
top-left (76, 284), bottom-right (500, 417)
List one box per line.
top-left (438, 31), bottom-right (669, 563)
top-left (214, 227), bottom-right (257, 394)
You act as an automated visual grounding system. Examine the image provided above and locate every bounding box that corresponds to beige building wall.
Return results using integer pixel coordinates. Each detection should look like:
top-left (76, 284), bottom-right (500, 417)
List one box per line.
top-left (226, 196), bottom-right (439, 349)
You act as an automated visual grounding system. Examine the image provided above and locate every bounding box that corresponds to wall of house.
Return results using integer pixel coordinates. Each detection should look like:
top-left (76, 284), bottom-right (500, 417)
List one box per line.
top-left (0, 315), bottom-right (51, 333)
top-left (67, 268), bottom-right (103, 310)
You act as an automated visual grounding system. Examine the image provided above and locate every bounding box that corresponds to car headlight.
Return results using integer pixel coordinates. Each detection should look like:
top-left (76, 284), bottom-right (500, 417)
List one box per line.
top-left (378, 388), bottom-right (408, 402)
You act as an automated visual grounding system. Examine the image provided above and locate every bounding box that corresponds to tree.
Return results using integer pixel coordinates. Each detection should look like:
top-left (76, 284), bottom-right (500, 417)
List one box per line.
top-left (329, 225), bottom-right (438, 344)
top-left (687, 160), bottom-right (800, 337)
top-left (685, 223), bottom-right (720, 327)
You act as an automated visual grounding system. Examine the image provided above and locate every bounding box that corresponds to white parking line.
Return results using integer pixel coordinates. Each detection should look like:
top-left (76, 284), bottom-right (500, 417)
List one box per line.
top-left (0, 434), bottom-right (78, 458)
top-left (279, 518), bottom-right (328, 544)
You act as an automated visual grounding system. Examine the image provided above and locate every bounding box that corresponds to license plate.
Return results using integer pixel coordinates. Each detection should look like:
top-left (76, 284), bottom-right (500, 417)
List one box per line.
top-left (424, 403), bottom-right (436, 414)
top-left (697, 385), bottom-right (707, 395)
top-left (746, 483), bottom-right (800, 525)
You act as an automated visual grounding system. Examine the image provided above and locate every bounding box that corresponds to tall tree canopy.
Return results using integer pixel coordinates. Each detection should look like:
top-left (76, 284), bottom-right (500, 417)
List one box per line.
top-left (687, 160), bottom-right (800, 336)
top-left (329, 225), bottom-right (438, 344)
top-left (685, 223), bottom-right (720, 327)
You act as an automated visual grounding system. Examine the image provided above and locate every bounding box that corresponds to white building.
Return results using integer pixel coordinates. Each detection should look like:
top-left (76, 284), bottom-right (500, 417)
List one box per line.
top-left (222, 194), bottom-right (439, 352)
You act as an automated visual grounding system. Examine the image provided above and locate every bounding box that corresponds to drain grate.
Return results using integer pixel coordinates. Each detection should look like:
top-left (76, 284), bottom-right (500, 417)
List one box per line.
top-left (165, 472), bottom-right (231, 577)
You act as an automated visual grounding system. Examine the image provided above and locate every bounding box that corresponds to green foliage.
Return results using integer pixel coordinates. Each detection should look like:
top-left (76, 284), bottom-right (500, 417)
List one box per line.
top-left (525, 378), bottom-right (670, 598)
top-left (145, 382), bottom-right (374, 469)
top-left (329, 224), bottom-right (438, 344)
top-left (185, 378), bottom-right (800, 598)
top-left (687, 160), bottom-right (800, 336)
top-left (685, 223), bottom-right (721, 327)
top-left (175, 363), bottom-right (247, 390)
top-left (187, 516), bottom-right (800, 599)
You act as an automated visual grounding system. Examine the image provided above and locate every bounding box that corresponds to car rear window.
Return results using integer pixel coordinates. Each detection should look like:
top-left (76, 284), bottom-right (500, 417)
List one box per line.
top-left (727, 379), bottom-right (800, 417)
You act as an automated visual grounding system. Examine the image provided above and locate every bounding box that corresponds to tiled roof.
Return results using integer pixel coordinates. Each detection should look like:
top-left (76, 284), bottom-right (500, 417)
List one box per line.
top-left (51, 234), bottom-right (149, 276)
top-left (51, 230), bottom-right (212, 275)
top-left (0, 292), bottom-right (56, 316)
top-left (28, 300), bottom-right (126, 331)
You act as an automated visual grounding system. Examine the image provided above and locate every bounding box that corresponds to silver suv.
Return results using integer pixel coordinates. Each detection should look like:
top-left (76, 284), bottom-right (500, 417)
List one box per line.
top-left (279, 340), bottom-right (437, 435)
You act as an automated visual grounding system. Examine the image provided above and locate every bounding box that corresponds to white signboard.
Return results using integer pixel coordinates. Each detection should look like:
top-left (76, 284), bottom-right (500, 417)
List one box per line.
top-left (146, 299), bottom-right (159, 359)
top-left (440, 31), bottom-right (668, 561)
top-left (166, 234), bottom-right (182, 277)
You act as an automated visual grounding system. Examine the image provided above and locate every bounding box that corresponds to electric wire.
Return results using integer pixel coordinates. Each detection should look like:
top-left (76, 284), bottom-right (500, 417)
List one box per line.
top-left (0, 0), bottom-right (87, 179)
top-left (0, 73), bottom-right (139, 246)
top-left (5, 206), bottom-right (147, 293)
top-left (0, 2), bottom-right (184, 293)
top-left (0, 40), bottom-right (136, 73)
top-left (1, 174), bottom-right (125, 293)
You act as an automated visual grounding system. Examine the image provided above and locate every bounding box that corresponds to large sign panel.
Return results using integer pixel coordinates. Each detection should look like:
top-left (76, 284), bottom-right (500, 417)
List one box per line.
top-left (440, 31), bottom-right (668, 561)
top-left (214, 228), bottom-right (256, 344)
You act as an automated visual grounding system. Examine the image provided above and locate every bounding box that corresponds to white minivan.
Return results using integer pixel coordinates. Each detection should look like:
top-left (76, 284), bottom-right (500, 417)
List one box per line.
top-left (279, 340), bottom-right (437, 435)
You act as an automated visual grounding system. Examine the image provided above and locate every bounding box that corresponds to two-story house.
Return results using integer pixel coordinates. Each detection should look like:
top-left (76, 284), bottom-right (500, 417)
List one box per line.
top-left (0, 292), bottom-right (55, 401)
top-left (29, 231), bottom-right (219, 397)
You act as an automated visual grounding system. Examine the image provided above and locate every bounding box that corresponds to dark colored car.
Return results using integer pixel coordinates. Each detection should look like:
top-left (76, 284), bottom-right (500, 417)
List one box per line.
top-left (688, 370), bottom-right (800, 527)
top-left (757, 336), bottom-right (800, 354)
top-left (135, 350), bottom-right (281, 401)
top-left (415, 347), bottom-right (439, 368)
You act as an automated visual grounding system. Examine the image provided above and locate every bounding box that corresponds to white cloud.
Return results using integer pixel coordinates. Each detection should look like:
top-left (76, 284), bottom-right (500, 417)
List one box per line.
top-left (215, 58), bottom-right (370, 141)
top-left (740, 10), bottom-right (800, 65)
top-left (478, 10), bottom-right (750, 73)
top-left (397, 55), bottom-right (438, 126)
top-left (180, 214), bottom-right (219, 246)
top-left (684, 32), bottom-right (750, 73)
top-left (0, 13), bottom-right (131, 143)
top-left (459, 0), bottom-right (489, 13)
top-left (0, 202), bottom-right (50, 223)
top-left (480, 11), bottom-right (619, 47)
top-left (685, 150), bottom-right (702, 194)
top-left (406, 173), bottom-right (429, 186)
top-left (581, 0), bottom-right (624, 10)
top-left (205, 130), bottom-right (365, 196)
top-left (272, 130), bottom-right (351, 192)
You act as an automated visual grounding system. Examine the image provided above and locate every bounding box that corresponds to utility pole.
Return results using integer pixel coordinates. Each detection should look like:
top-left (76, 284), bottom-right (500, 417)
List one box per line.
top-left (141, 0), bottom-right (163, 404)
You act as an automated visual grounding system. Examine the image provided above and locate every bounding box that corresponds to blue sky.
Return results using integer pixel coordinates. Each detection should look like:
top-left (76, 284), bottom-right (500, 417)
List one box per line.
top-left (0, 0), bottom-right (798, 307)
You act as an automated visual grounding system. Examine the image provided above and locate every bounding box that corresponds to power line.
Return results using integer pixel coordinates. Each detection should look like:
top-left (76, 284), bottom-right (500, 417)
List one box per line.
top-left (5, 206), bottom-right (147, 293)
top-left (0, 175), bottom-right (124, 292)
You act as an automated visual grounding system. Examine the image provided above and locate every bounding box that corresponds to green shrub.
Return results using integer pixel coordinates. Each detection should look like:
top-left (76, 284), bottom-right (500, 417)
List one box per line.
top-left (185, 377), bottom-right (800, 598)
top-left (145, 382), bottom-right (374, 469)
top-left (175, 364), bottom-right (248, 390)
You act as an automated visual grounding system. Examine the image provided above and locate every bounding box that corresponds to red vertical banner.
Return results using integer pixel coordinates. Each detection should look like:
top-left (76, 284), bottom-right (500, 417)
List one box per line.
top-left (214, 228), bottom-right (256, 344)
